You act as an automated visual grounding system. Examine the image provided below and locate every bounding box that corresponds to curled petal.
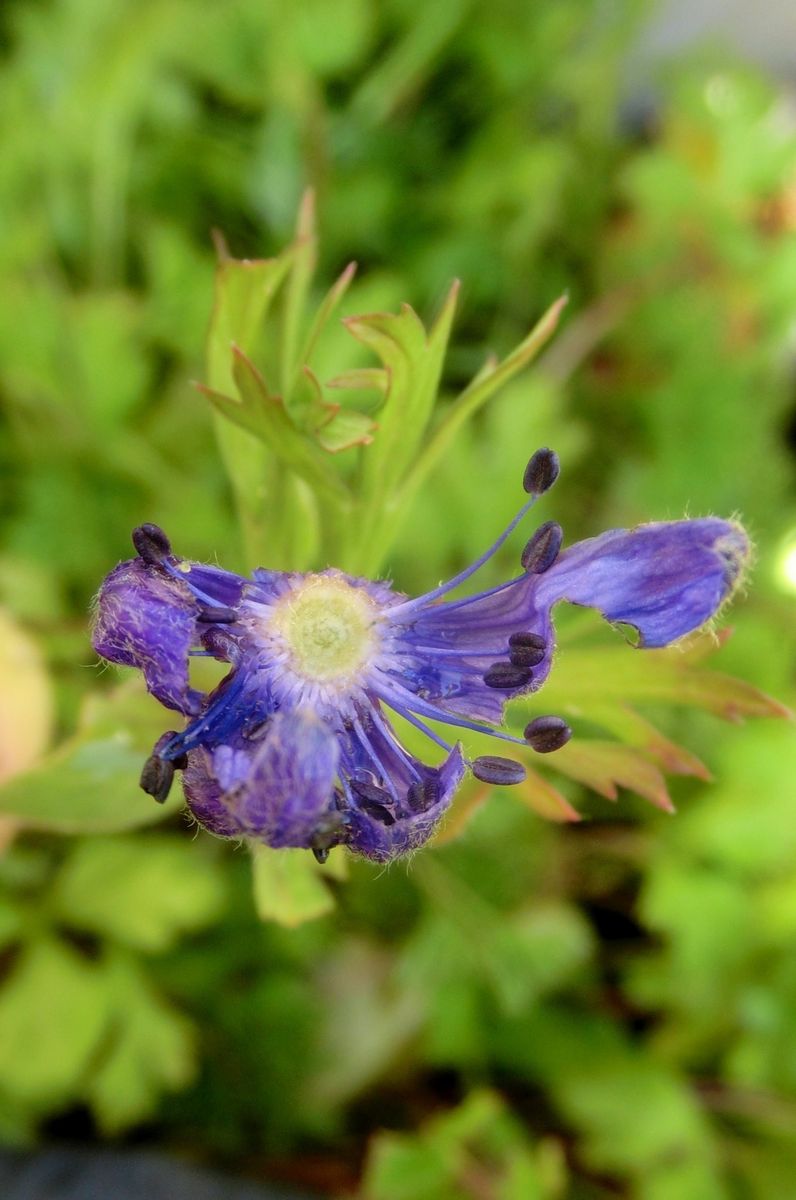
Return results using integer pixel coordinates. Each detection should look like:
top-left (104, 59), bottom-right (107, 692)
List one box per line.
top-left (92, 560), bottom-right (204, 715)
top-left (535, 519), bottom-right (749, 647)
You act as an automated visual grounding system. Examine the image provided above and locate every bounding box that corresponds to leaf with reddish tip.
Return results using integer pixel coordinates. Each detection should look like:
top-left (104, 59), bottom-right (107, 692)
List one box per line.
top-left (542, 642), bottom-right (791, 724)
top-left (550, 741), bottom-right (675, 813)
top-left (587, 704), bottom-right (712, 781)
top-left (516, 768), bottom-right (582, 823)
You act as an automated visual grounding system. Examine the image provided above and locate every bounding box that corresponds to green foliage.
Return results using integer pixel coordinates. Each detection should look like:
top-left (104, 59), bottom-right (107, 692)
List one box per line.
top-left (0, 0), bottom-right (794, 1196)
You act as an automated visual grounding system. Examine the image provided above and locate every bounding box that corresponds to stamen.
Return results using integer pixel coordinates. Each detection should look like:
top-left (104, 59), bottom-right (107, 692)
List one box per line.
top-left (406, 779), bottom-right (439, 812)
top-left (388, 703), bottom-right (454, 753)
top-left (375, 674), bottom-right (527, 747)
top-left (139, 753), bottom-right (174, 803)
top-left (385, 448), bottom-right (562, 621)
top-left (349, 779), bottom-right (396, 825)
top-left (132, 523), bottom-right (172, 565)
top-left (483, 662), bottom-right (533, 689)
top-left (392, 643), bottom-right (511, 659)
top-left (524, 715), bottom-right (572, 753)
top-left (139, 730), bottom-right (187, 802)
top-left (521, 521), bottom-right (563, 574)
top-left (351, 716), bottom-right (399, 802)
top-left (409, 574), bottom-right (523, 617)
top-left (472, 756), bottom-right (527, 785)
top-left (163, 561), bottom-right (231, 609)
top-left (523, 448), bottom-right (560, 495)
top-left (196, 605), bottom-right (238, 624)
top-left (310, 812), bottom-right (350, 862)
top-left (509, 642), bottom-right (546, 668)
top-left (509, 631), bottom-right (546, 650)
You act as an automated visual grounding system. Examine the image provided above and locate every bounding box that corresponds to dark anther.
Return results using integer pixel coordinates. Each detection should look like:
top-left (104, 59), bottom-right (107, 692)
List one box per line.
top-left (196, 605), bottom-right (238, 624)
top-left (310, 812), bottom-right (350, 863)
top-left (139, 754), bottom-right (175, 804)
top-left (350, 779), bottom-right (396, 825)
top-left (350, 778), bottom-right (392, 806)
top-left (472, 756), bottom-right (527, 786)
top-left (509, 631), bottom-right (546, 651)
top-left (524, 715), bottom-right (572, 754)
top-left (132, 523), bottom-right (172, 566)
top-left (509, 642), bottom-right (546, 669)
top-left (483, 662), bottom-right (533, 690)
top-left (360, 800), bottom-right (396, 825)
top-left (172, 751), bottom-right (188, 770)
top-left (522, 448), bottom-right (560, 495)
top-left (406, 779), bottom-right (439, 812)
top-left (521, 520), bottom-right (563, 574)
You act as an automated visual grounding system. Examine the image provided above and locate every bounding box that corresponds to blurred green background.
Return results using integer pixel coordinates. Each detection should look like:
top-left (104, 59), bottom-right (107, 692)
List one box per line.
top-left (0, 1), bottom-right (795, 1197)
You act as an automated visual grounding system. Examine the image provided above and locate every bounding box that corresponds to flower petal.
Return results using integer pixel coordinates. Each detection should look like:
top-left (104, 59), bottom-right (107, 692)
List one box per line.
top-left (237, 708), bottom-right (340, 847)
top-left (182, 746), bottom-right (247, 838)
top-left (339, 711), bottom-right (466, 861)
top-left (92, 560), bottom-right (205, 715)
top-left (535, 519), bottom-right (749, 647)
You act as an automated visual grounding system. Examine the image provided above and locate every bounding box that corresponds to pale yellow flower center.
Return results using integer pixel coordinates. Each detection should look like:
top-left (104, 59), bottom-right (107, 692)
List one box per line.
top-left (269, 576), bottom-right (379, 684)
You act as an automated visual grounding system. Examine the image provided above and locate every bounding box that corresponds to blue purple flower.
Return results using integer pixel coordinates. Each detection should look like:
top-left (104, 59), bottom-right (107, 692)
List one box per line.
top-left (92, 451), bottom-right (748, 862)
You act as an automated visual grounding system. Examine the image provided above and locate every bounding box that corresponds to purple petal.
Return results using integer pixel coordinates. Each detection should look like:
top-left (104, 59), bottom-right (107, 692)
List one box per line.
top-left (535, 519), bottom-right (749, 647)
top-left (344, 742), bottom-right (466, 863)
top-left (182, 747), bottom-right (247, 838)
top-left (237, 708), bottom-right (340, 847)
top-left (92, 560), bottom-right (205, 715)
top-left (389, 578), bottom-right (553, 725)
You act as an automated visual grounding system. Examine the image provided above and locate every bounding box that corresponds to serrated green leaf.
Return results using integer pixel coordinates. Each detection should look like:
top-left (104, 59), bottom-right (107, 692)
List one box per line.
top-left (346, 282), bottom-right (459, 570)
top-left (281, 189), bottom-right (318, 396)
top-left (549, 740), bottom-right (675, 812)
top-left (326, 366), bottom-right (389, 398)
top-left (53, 835), bottom-right (226, 951)
top-left (587, 703), bottom-right (711, 780)
top-left (362, 1090), bottom-right (554, 1200)
top-left (543, 640), bottom-right (791, 722)
top-left (251, 844), bottom-right (335, 926)
top-left (206, 252), bottom-right (294, 397)
top-left (299, 258), bottom-right (357, 369)
top-left (516, 767), bottom-right (583, 823)
top-left (206, 346), bottom-right (350, 502)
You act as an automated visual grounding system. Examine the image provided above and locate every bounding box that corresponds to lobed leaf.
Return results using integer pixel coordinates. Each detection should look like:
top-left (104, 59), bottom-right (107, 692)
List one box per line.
top-left (542, 640), bottom-right (791, 723)
top-left (201, 348), bottom-right (351, 502)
